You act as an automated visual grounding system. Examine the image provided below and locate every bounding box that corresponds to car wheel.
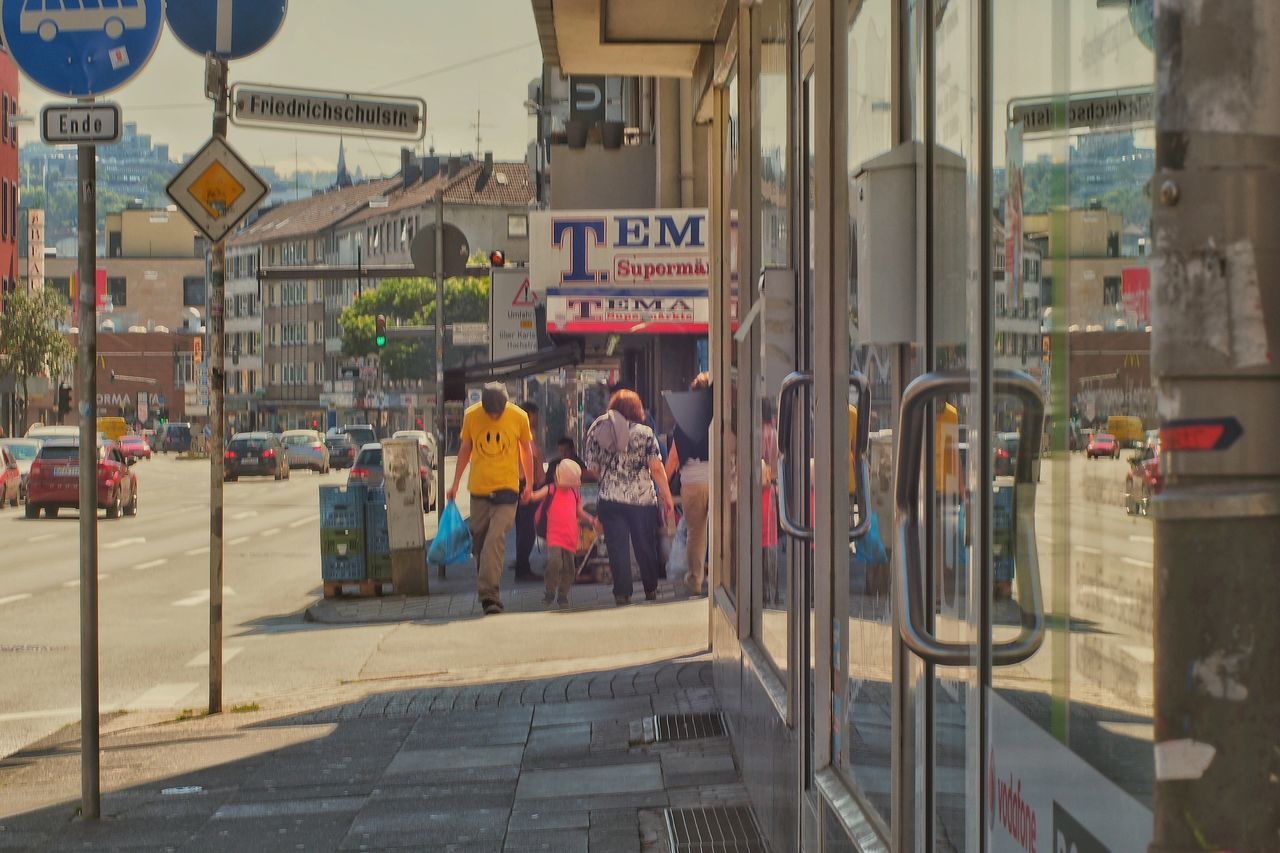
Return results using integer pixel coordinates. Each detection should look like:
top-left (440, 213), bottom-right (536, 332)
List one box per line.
top-left (124, 487), bottom-right (138, 517)
top-left (106, 490), bottom-right (121, 519)
top-left (8, 486), bottom-right (16, 508)
top-left (25, 503), bottom-right (39, 519)
top-left (45, 506), bottom-right (58, 518)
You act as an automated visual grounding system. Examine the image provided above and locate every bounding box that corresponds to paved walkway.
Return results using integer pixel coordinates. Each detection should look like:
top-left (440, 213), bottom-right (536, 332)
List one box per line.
top-left (0, 657), bottom-right (765, 852)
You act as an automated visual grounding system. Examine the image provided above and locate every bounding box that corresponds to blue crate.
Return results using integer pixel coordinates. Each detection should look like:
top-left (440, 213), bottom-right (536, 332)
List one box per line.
top-left (364, 487), bottom-right (390, 556)
top-left (320, 484), bottom-right (368, 530)
top-left (321, 552), bottom-right (366, 582)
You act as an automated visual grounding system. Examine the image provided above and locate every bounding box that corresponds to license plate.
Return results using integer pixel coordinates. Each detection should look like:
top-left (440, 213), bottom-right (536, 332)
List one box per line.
top-left (242, 456), bottom-right (256, 464)
top-left (55, 466), bottom-right (79, 477)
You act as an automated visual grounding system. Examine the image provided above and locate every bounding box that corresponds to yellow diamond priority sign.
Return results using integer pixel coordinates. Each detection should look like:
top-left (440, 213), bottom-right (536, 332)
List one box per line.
top-left (167, 136), bottom-right (269, 243)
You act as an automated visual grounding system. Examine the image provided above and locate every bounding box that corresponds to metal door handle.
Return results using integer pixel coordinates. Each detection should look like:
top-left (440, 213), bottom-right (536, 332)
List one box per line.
top-left (776, 371), bottom-right (813, 541)
top-left (892, 370), bottom-right (1046, 667)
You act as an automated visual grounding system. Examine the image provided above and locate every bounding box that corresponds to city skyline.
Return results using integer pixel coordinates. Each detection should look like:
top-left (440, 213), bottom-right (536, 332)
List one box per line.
top-left (14, 0), bottom-right (542, 177)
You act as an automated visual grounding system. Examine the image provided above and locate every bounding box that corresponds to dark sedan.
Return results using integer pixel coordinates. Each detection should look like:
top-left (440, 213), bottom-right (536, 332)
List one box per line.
top-left (224, 432), bottom-right (291, 481)
top-left (324, 433), bottom-right (358, 469)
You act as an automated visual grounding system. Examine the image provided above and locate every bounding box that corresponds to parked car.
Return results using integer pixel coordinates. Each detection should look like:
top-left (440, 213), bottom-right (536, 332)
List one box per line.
top-left (157, 422), bottom-right (192, 453)
top-left (224, 432), bottom-right (290, 481)
top-left (341, 424), bottom-right (377, 449)
top-left (0, 446), bottom-right (22, 508)
top-left (391, 429), bottom-right (438, 469)
top-left (324, 433), bottom-right (358, 469)
top-left (1125, 435), bottom-right (1163, 516)
top-left (0, 438), bottom-right (42, 503)
top-left (1086, 432), bottom-right (1119, 459)
top-left (119, 434), bottom-right (152, 461)
top-left (25, 437), bottom-right (138, 519)
top-left (281, 429), bottom-right (330, 473)
top-left (347, 442), bottom-right (436, 511)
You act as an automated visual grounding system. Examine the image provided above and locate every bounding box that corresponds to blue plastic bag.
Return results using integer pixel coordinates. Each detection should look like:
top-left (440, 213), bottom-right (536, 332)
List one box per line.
top-left (852, 511), bottom-right (888, 567)
top-left (666, 514), bottom-right (689, 581)
top-left (428, 501), bottom-right (473, 566)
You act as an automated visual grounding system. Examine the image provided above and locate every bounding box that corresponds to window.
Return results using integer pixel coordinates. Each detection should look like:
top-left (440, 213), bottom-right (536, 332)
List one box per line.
top-left (507, 213), bottom-right (528, 239)
top-left (2, 181), bottom-right (8, 240)
top-left (1103, 275), bottom-right (1122, 307)
top-left (183, 275), bottom-right (205, 307)
top-left (2, 94), bottom-right (8, 144)
top-left (107, 276), bottom-right (127, 308)
top-left (48, 277), bottom-right (72, 305)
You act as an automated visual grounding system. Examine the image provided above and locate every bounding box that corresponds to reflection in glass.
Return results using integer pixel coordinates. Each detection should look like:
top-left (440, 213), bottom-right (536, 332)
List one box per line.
top-left (723, 72), bottom-right (740, 603)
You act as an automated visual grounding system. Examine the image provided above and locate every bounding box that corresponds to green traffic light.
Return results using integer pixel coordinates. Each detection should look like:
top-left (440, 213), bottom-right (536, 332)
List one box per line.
top-left (376, 334), bottom-right (386, 347)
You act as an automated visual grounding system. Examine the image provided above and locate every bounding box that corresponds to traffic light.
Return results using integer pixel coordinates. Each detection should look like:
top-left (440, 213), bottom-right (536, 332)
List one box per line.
top-left (311, 419), bottom-right (319, 430)
top-left (488, 249), bottom-right (505, 268)
top-left (415, 417), bottom-right (424, 429)
top-left (57, 384), bottom-right (72, 416)
top-left (375, 314), bottom-right (387, 348)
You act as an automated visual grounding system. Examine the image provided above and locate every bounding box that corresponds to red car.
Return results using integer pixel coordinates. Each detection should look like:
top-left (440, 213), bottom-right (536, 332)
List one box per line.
top-left (119, 434), bottom-right (152, 461)
top-left (1125, 438), bottom-right (1162, 516)
top-left (25, 438), bottom-right (139, 519)
top-left (1086, 432), bottom-right (1119, 459)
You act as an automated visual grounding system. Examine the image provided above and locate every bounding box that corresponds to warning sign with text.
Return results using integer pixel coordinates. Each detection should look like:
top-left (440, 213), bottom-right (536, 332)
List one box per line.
top-left (490, 267), bottom-right (539, 361)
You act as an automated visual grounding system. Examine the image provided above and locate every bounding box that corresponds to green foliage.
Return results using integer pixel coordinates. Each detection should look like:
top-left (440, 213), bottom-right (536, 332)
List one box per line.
top-left (0, 288), bottom-right (74, 424)
top-left (339, 276), bottom-right (490, 382)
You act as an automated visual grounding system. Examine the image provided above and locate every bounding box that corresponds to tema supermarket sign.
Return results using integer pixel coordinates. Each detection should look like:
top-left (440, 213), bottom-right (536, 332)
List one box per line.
top-left (530, 209), bottom-right (710, 334)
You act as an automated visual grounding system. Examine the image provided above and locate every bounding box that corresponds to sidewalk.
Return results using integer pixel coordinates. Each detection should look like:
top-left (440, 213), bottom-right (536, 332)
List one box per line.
top-left (0, 656), bottom-right (767, 852)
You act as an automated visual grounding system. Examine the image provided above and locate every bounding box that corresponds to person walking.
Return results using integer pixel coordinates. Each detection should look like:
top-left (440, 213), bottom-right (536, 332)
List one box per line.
top-left (511, 401), bottom-right (545, 582)
top-left (531, 459), bottom-right (599, 609)
top-left (446, 383), bottom-right (534, 615)
top-left (546, 436), bottom-right (591, 486)
top-left (584, 388), bottom-right (675, 606)
top-left (665, 373), bottom-right (712, 597)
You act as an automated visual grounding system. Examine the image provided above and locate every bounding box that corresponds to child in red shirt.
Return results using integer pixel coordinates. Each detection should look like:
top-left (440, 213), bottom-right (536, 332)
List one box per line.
top-left (532, 459), bottom-right (600, 608)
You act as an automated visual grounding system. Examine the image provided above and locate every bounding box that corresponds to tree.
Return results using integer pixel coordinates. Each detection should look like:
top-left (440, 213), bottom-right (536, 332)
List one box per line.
top-left (340, 276), bottom-right (490, 381)
top-left (0, 288), bottom-right (74, 428)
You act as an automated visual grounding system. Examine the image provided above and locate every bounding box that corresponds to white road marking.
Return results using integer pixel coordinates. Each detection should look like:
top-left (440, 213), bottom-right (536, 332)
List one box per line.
top-left (1076, 545), bottom-right (1102, 555)
top-left (173, 587), bottom-right (236, 607)
top-left (103, 537), bottom-right (146, 550)
top-left (134, 558), bottom-right (167, 570)
top-left (260, 527), bottom-right (280, 537)
top-left (185, 646), bottom-right (242, 668)
top-left (287, 516), bottom-right (313, 528)
top-left (232, 511), bottom-right (258, 521)
top-left (1122, 556), bottom-right (1153, 568)
top-left (1128, 534), bottom-right (1154, 545)
top-left (0, 593), bottom-right (32, 606)
top-left (228, 536), bottom-right (250, 546)
top-left (27, 533), bottom-right (56, 543)
top-left (62, 575), bottom-right (110, 588)
top-left (125, 682), bottom-right (200, 710)
top-left (184, 546), bottom-right (210, 556)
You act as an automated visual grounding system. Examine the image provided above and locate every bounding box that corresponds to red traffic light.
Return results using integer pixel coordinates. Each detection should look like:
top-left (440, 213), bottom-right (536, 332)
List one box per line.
top-left (415, 417), bottom-right (424, 429)
top-left (488, 250), bottom-right (505, 268)
top-left (312, 419), bottom-right (319, 430)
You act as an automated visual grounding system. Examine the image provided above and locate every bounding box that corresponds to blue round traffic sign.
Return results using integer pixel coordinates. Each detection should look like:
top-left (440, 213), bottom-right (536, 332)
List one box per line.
top-left (2, 0), bottom-right (164, 97)
top-left (164, 0), bottom-right (286, 60)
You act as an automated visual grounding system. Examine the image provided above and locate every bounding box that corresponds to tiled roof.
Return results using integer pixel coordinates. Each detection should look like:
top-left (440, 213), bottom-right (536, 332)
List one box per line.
top-left (228, 178), bottom-right (399, 246)
top-left (443, 161), bottom-right (535, 207)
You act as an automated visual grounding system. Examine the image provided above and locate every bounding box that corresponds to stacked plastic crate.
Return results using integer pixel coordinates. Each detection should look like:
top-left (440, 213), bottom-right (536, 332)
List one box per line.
top-left (320, 484), bottom-right (367, 583)
top-left (365, 486), bottom-right (392, 583)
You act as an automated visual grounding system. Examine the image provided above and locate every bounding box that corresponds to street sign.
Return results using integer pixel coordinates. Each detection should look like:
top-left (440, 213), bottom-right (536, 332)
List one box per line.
top-left (164, 0), bottom-right (287, 60)
top-left (451, 322), bottom-right (490, 346)
top-left (490, 268), bottom-right (539, 361)
top-left (231, 83), bottom-right (426, 140)
top-left (40, 102), bottom-right (122, 145)
top-left (1, 0), bottom-right (163, 97)
top-left (166, 136), bottom-right (269, 244)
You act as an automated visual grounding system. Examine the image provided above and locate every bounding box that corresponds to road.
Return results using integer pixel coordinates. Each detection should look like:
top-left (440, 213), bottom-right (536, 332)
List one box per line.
top-left (0, 453), bottom-right (709, 761)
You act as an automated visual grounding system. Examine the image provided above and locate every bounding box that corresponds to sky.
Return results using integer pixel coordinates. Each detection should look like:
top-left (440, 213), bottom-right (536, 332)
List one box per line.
top-left (16, 0), bottom-right (544, 177)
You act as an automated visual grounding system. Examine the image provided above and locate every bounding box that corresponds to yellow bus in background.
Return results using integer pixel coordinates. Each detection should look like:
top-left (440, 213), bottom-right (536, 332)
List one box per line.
top-left (96, 416), bottom-right (128, 443)
top-left (1107, 415), bottom-right (1144, 449)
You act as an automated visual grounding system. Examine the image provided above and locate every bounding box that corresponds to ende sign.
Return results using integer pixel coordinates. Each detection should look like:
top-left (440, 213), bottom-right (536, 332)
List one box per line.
top-left (531, 208), bottom-right (710, 334)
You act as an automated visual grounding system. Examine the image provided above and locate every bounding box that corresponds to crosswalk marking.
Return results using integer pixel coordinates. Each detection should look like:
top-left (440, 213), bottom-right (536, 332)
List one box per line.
top-left (134, 559), bottom-right (167, 570)
top-left (228, 536), bottom-right (250, 546)
top-left (0, 593), bottom-right (32, 606)
top-left (1122, 556), bottom-right (1153, 568)
top-left (232, 511), bottom-right (258, 521)
top-left (260, 527), bottom-right (280, 537)
top-left (185, 646), bottom-right (242, 668)
top-left (184, 545), bottom-right (210, 556)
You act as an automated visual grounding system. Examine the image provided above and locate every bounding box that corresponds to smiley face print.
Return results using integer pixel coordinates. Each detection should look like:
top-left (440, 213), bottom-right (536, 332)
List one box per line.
top-left (475, 426), bottom-right (513, 459)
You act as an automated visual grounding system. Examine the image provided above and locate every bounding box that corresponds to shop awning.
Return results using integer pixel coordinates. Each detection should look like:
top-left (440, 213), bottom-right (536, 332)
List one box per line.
top-left (532, 0), bottom-right (724, 77)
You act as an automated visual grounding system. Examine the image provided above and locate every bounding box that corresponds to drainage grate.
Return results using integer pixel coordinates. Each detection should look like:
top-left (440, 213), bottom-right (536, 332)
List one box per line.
top-left (653, 712), bottom-right (727, 742)
top-left (664, 805), bottom-right (769, 852)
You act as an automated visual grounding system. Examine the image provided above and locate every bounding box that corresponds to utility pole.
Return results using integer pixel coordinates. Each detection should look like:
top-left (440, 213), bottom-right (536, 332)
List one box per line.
top-left (207, 57), bottom-right (229, 716)
top-left (75, 97), bottom-right (100, 822)
top-left (1150, 1), bottom-right (1280, 849)
top-left (434, 189), bottom-right (446, 530)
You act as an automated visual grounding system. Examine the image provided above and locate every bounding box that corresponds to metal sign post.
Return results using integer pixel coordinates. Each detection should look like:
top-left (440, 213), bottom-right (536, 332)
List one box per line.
top-left (435, 190), bottom-right (446, 536)
top-left (75, 108), bottom-right (100, 821)
top-left (207, 58), bottom-right (229, 715)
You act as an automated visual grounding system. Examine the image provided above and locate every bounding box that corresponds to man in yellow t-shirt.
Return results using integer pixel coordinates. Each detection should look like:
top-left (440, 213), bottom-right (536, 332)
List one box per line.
top-left (447, 383), bottom-right (534, 614)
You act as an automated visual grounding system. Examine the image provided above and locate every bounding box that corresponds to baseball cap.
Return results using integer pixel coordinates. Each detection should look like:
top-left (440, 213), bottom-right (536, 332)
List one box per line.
top-left (481, 382), bottom-right (508, 416)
